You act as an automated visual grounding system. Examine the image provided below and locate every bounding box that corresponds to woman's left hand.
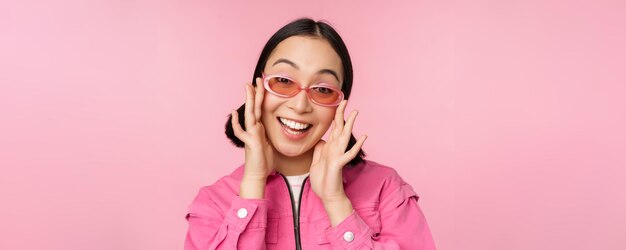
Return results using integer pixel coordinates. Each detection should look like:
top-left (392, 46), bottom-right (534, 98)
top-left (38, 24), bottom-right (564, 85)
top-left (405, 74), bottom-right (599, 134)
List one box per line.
top-left (309, 100), bottom-right (367, 225)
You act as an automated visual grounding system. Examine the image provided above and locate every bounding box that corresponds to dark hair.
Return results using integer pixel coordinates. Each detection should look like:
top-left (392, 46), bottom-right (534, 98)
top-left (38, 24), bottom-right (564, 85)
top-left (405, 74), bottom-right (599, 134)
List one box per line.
top-left (225, 17), bottom-right (366, 166)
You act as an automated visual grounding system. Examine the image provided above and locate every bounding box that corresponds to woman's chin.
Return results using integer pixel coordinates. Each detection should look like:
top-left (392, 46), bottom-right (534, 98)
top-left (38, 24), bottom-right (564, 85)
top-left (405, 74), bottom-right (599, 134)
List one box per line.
top-left (275, 146), bottom-right (304, 157)
top-left (273, 142), bottom-right (312, 158)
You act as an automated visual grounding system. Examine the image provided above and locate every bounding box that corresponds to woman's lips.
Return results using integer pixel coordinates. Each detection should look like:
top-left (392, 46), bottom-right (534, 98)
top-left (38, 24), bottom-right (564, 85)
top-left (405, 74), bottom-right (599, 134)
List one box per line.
top-left (277, 117), bottom-right (311, 140)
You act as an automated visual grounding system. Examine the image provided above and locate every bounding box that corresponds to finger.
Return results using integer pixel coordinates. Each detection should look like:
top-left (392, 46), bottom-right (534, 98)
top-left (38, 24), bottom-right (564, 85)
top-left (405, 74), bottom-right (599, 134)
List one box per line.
top-left (231, 110), bottom-right (248, 142)
top-left (332, 100), bottom-right (348, 137)
top-left (328, 120), bottom-right (338, 141)
top-left (312, 140), bottom-right (326, 165)
top-left (343, 135), bottom-right (367, 161)
top-left (254, 77), bottom-right (264, 122)
top-left (341, 110), bottom-right (359, 138)
top-left (244, 83), bottom-right (255, 130)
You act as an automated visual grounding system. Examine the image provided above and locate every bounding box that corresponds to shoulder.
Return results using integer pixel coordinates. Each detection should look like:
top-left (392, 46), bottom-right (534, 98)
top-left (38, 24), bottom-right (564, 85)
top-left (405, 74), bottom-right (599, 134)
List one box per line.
top-left (343, 160), bottom-right (417, 205)
top-left (344, 159), bottom-right (407, 187)
top-left (188, 164), bottom-right (246, 214)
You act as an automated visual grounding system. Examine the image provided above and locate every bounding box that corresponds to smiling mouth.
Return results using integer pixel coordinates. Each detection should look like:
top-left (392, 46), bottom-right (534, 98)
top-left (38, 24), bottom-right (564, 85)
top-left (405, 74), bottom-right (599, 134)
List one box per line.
top-left (277, 117), bottom-right (312, 135)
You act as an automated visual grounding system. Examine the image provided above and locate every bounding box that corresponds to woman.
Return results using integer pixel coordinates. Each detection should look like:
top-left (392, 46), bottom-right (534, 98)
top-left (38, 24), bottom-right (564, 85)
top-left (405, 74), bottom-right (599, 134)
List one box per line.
top-left (184, 18), bottom-right (435, 249)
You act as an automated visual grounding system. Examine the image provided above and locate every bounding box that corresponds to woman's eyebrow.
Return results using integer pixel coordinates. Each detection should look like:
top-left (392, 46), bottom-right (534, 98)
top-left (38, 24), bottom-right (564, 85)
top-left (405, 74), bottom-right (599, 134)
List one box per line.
top-left (272, 58), bottom-right (340, 82)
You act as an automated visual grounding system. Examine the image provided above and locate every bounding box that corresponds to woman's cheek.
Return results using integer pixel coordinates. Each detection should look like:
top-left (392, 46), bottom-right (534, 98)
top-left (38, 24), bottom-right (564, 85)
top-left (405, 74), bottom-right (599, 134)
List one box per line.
top-left (317, 113), bottom-right (335, 135)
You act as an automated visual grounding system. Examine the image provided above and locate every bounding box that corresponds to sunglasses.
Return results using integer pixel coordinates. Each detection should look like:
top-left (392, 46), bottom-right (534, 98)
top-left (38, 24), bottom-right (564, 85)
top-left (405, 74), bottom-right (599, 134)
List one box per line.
top-left (262, 73), bottom-right (344, 107)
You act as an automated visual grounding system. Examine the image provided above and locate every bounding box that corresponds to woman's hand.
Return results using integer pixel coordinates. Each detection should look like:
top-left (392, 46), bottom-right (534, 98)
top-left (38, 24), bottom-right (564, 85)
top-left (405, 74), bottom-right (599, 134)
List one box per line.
top-left (231, 78), bottom-right (274, 199)
top-left (309, 100), bottom-right (367, 226)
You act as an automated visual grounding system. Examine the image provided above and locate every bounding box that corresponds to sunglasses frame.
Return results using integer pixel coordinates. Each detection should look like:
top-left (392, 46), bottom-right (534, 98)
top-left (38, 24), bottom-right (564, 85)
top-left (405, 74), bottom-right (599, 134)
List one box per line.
top-left (261, 73), bottom-right (344, 107)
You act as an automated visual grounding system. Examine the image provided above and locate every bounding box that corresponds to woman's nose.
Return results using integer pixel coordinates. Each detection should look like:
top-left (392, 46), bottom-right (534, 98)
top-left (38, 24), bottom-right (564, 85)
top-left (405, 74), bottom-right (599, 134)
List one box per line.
top-left (287, 90), bottom-right (313, 113)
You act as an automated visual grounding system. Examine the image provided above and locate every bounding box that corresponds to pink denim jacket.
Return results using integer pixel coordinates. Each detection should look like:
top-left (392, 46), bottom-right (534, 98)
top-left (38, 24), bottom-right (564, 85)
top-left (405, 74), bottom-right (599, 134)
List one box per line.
top-left (184, 160), bottom-right (436, 249)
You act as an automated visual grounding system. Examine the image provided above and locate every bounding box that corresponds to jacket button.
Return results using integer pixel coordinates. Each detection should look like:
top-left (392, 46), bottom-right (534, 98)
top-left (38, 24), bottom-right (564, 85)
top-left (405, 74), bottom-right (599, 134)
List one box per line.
top-left (237, 208), bottom-right (248, 219)
top-left (343, 231), bottom-right (355, 242)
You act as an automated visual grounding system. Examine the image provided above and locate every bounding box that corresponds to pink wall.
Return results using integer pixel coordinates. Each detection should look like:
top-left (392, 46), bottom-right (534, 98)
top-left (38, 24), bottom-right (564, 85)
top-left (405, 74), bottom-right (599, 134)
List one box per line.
top-left (2, 0), bottom-right (625, 249)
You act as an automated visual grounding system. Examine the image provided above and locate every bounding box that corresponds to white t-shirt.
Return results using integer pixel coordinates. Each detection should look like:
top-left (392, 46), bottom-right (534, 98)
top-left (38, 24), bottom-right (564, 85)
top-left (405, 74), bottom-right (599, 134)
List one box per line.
top-left (283, 172), bottom-right (310, 211)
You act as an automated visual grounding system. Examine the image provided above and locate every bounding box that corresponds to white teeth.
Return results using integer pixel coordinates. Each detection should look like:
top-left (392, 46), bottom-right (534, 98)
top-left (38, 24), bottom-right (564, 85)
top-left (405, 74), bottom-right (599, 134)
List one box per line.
top-left (279, 117), bottom-right (311, 131)
top-left (285, 128), bottom-right (304, 135)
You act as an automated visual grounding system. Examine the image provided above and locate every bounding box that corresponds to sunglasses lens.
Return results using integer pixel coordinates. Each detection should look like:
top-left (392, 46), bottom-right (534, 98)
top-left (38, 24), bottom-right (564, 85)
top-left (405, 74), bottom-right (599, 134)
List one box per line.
top-left (310, 86), bottom-right (341, 105)
top-left (267, 76), bottom-right (299, 96)
top-left (265, 76), bottom-right (342, 106)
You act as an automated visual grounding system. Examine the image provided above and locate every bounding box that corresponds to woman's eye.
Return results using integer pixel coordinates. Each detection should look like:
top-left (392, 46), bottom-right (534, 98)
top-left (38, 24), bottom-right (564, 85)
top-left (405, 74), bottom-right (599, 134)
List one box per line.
top-left (276, 77), bottom-right (292, 84)
top-left (314, 87), bottom-right (333, 94)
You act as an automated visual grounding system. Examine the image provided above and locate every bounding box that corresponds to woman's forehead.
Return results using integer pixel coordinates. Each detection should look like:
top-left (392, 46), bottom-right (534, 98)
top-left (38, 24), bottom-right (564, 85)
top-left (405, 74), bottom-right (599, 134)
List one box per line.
top-left (265, 36), bottom-right (343, 80)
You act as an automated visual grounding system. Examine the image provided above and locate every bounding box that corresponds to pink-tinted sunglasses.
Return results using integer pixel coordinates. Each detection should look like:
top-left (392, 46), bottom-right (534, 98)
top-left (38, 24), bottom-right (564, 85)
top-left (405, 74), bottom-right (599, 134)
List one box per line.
top-left (262, 73), bottom-right (344, 107)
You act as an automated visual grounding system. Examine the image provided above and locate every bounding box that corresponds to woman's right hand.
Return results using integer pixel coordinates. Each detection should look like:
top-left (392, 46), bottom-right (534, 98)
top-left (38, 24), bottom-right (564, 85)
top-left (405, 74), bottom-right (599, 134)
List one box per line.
top-left (231, 77), bottom-right (274, 198)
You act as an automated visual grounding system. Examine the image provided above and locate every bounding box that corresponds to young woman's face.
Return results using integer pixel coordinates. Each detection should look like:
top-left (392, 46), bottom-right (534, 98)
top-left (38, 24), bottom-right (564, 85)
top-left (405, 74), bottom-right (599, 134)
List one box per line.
top-left (261, 35), bottom-right (343, 157)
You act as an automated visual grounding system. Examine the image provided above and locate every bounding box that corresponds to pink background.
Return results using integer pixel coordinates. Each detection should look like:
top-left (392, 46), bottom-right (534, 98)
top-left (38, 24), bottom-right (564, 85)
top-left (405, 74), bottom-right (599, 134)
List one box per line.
top-left (1, 0), bottom-right (625, 249)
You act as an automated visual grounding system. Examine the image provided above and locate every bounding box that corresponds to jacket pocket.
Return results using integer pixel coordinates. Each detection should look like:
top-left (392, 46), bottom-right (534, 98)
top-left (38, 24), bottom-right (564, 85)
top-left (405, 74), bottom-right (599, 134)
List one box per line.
top-left (265, 212), bottom-right (279, 244)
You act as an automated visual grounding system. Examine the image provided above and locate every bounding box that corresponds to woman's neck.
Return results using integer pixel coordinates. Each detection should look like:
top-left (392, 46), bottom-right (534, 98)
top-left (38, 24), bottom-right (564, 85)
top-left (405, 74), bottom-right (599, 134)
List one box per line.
top-left (273, 149), bottom-right (313, 176)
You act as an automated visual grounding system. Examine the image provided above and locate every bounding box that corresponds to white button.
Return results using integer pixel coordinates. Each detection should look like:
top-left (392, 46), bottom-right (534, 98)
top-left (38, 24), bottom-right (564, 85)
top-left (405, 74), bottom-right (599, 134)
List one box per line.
top-left (343, 231), bottom-right (355, 242)
top-left (237, 208), bottom-right (248, 219)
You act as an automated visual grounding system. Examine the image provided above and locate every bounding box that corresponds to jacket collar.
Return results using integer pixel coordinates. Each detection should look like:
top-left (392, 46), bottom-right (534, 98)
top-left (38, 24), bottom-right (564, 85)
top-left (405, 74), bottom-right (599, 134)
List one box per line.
top-left (270, 169), bottom-right (348, 183)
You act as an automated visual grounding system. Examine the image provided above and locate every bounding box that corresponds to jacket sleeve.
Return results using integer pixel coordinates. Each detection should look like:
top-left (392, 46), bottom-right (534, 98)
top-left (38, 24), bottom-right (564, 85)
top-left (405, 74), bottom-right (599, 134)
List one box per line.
top-left (184, 187), bottom-right (269, 250)
top-left (324, 182), bottom-right (436, 249)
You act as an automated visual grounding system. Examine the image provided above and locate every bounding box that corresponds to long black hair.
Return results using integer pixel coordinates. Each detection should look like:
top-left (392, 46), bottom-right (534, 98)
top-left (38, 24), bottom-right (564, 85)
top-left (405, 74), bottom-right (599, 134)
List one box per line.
top-left (224, 17), bottom-right (366, 166)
